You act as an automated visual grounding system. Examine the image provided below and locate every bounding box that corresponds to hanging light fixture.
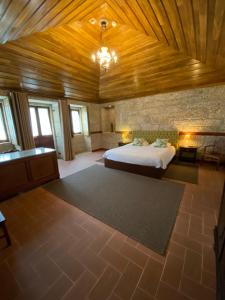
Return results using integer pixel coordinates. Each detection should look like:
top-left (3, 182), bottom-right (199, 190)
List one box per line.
top-left (91, 19), bottom-right (118, 72)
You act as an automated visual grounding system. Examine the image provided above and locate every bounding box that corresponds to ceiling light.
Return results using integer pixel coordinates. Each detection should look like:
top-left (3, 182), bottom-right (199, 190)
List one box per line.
top-left (112, 21), bottom-right (117, 27)
top-left (89, 18), bottom-right (96, 25)
top-left (91, 19), bottom-right (118, 72)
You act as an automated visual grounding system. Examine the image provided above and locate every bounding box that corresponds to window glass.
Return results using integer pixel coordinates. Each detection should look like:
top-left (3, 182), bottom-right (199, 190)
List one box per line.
top-left (71, 110), bottom-right (81, 134)
top-left (0, 106), bottom-right (7, 141)
top-left (38, 108), bottom-right (52, 136)
top-left (29, 107), bottom-right (38, 137)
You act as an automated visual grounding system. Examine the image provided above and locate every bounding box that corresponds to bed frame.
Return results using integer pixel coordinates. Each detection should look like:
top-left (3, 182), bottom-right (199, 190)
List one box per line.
top-left (104, 158), bottom-right (166, 179)
top-left (104, 131), bottom-right (178, 179)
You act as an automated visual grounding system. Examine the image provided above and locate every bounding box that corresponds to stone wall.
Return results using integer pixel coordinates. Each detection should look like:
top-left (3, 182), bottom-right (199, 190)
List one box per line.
top-left (101, 85), bottom-right (225, 150)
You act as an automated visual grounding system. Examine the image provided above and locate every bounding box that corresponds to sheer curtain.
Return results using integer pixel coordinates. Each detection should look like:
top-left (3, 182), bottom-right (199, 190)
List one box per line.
top-left (60, 99), bottom-right (73, 161)
top-left (9, 91), bottom-right (35, 150)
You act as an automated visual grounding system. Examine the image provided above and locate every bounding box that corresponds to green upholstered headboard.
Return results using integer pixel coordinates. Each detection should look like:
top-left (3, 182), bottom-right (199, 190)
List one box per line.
top-left (132, 131), bottom-right (179, 148)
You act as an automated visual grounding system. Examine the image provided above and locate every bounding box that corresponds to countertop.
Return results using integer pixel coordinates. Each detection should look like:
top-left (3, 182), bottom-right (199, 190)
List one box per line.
top-left (0, 147), bottom-right (55, 164)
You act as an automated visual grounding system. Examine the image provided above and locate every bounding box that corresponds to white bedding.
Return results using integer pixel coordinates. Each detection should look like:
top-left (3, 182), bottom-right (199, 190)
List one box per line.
top-left (103, 143), bottom-right (176, 169)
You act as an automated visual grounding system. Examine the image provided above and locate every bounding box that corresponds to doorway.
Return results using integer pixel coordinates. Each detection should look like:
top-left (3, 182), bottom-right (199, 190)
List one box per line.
top-left (28, 98), bottom-right (63, 158)
top-left (29, 105), bottom-right (55, 149)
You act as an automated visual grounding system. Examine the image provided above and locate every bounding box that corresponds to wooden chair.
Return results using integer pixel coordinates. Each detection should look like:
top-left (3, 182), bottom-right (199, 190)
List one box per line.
top-left (202, 140), bottom-right (225, 169)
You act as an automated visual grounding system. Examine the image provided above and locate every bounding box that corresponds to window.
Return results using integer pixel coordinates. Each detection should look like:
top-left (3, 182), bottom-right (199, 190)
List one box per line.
top-left (0, 103), bottom-right (8, 142)
top-left (29, 107), bottom-right (39, 137)
top-left (71, 109), bottom-right (82, 134)
top-left (29, 106), bottom-right (52, 137)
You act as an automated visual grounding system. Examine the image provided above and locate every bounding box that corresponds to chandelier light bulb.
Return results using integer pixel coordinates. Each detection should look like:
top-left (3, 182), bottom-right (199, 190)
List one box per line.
top-left (91, 19), bottom-right (118, 71)
top-left (91, 54), bottom-right (96, 62)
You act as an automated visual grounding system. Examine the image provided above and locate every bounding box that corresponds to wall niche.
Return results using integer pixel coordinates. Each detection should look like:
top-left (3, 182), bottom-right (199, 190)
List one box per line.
top-left (101, 105), bottom-right (115, 133)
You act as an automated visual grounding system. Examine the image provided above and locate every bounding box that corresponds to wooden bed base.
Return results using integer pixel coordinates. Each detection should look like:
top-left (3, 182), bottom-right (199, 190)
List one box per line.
top-left (104, 158), bottom-right (166, 179)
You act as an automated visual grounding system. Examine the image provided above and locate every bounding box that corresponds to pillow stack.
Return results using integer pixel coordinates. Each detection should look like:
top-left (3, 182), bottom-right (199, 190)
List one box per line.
top-left (152, 138), bottom-right (169, 148)
top-left (132, 138), bottom-right (149, 146)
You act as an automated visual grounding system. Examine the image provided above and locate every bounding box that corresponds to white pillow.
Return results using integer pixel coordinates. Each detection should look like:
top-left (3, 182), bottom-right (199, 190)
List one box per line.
top-left (132, 138), bottom-right (149, 146)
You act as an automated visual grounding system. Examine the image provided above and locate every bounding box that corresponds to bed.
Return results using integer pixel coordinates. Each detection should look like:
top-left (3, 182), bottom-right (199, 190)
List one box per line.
top-left (103, 131), bottom-right (178, 178)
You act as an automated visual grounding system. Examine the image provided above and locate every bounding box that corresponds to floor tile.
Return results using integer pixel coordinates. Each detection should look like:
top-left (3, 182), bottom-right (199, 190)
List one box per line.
top-left (180, 275), bottom-right (216, 300)
top-left (161, 253), bottom-right (184, 289)
top-left (138, 258), bottom-right (163, 296)
top-left (88, 266), bottom-right (120, 300)
top-left (40, 274), bottom-right (73, 300)
top-left (183, 249), bottom-right (202, 282)
top-left (114, 262), bottom-right (142, 299)
top-left (120, 242), bottom-right (148, 268)
top-left (63, 271), bottom-right (96, 300)
top-left (0, 262), bottom-right (21, 300)
top-left (157, 281), bottom-right (190, 300)
top-left (100, 245), bottom-right (129, 273)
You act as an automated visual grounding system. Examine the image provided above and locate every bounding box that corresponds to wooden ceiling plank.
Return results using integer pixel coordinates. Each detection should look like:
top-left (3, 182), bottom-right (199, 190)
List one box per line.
top-left (206, 0), bottom-right (217, 66)
top-left (28, 31), bottom-right (99, 66)
top-left (101, 58), bottom-right (203, 83)
top-left (80, 2), bottom-right (124, 26)
top-left (105, 0), bottom-right (145, 33)
top-left (174, 0), bottom-right (193, 57)
top-left (10, 0), bottom-right (60, 42)
top-left (36, 0), bottom-right (86, 31)
top-left (0, 0), bottom-right (12, 19)
top-left (126, 0), bottom-right (158, 38)
top-left (207, 0), bottom-right (225, 67)
top-left (2, 0), bottom-right (47, 43)
top-left (161, 0), bottom-right (188, 53)
top-left (136, 0), bottom-right (168, 43)
top-left (53, 26), bottom-right (99, 54)
top-left (66, 24), bottom-right (100, 48)
top-left (0, 49), bottom-right (98, 86)
top-left (100, 65), bottom-right (215, 91)
top-left (101, 66), bottom-right (222, 92)
top-left (216, 16), bottom-right (225, 66)
top-left (0, 65), bottom-right (98, 91)
top-left (196, 0), bottom-right (208, 63)
top-left (0, 54), bottom-right (98, 87)
top-left (56, 0), bottom-right (104, 26)
top-left (4, 41), bottom-right (97, 79)
top-left (0, 0), bottom-right (30, 41)
top-left (149, 0), bottom-right (179, 50)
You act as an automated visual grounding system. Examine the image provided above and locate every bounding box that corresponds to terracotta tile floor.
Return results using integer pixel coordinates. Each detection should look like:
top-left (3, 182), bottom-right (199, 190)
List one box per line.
top-left (0, 152), bottom-right (224, 300)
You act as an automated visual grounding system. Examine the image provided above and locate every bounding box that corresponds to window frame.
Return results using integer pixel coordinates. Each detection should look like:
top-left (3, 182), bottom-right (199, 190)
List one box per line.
top-left (0, 102), bottom-right (9, 143)
top-left (70, 108), bottom-right (82, 135)
top-left (29, 105), bottom-right (53, 137)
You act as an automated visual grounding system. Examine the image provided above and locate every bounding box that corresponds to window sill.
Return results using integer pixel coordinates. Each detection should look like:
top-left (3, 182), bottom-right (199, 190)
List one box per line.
top-left (0, 141), bottom-right (10, 145)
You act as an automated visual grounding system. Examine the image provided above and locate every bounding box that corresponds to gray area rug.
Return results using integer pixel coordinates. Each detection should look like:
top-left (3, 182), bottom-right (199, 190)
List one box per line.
top-left (164, 161), bottom-right (198, 184)
top-left (44, 165), bottom-right (184, 254)
top-left (96, 158), bottom-right (198, 184)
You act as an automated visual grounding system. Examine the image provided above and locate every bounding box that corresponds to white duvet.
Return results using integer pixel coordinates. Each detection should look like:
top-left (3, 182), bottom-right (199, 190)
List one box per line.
top-left (103, 143), bottom-right (176, 169)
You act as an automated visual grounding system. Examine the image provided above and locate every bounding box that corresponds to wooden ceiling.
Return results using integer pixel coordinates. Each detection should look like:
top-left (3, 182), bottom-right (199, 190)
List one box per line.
top-left (0, 0), bottom-right (225, 102)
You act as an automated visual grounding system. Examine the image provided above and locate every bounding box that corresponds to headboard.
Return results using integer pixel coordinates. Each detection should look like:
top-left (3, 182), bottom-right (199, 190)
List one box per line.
top-left (132, 131), bottom-right (179, 148)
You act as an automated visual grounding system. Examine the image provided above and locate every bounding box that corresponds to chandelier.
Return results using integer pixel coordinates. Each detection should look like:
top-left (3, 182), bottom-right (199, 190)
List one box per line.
top-left (91, 19), bottom-right (118, 71)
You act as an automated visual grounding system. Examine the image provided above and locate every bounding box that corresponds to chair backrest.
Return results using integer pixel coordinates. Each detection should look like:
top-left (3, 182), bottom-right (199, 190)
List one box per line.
top-left (215, 138), bottom-right (225, 154)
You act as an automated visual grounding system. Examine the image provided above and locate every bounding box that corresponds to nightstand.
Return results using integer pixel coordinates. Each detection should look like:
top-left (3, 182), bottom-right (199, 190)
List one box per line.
top-left (118, 141), bottom-right (130, 147)
top-left (179, 146), bottom-right (197, 163)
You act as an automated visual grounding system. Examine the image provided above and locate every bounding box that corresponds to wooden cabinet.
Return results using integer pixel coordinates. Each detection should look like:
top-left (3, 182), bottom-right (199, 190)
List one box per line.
top-left (214, 182), bottom-right (225, 300)
top-left (0, 148), bottom-right (59, 201)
